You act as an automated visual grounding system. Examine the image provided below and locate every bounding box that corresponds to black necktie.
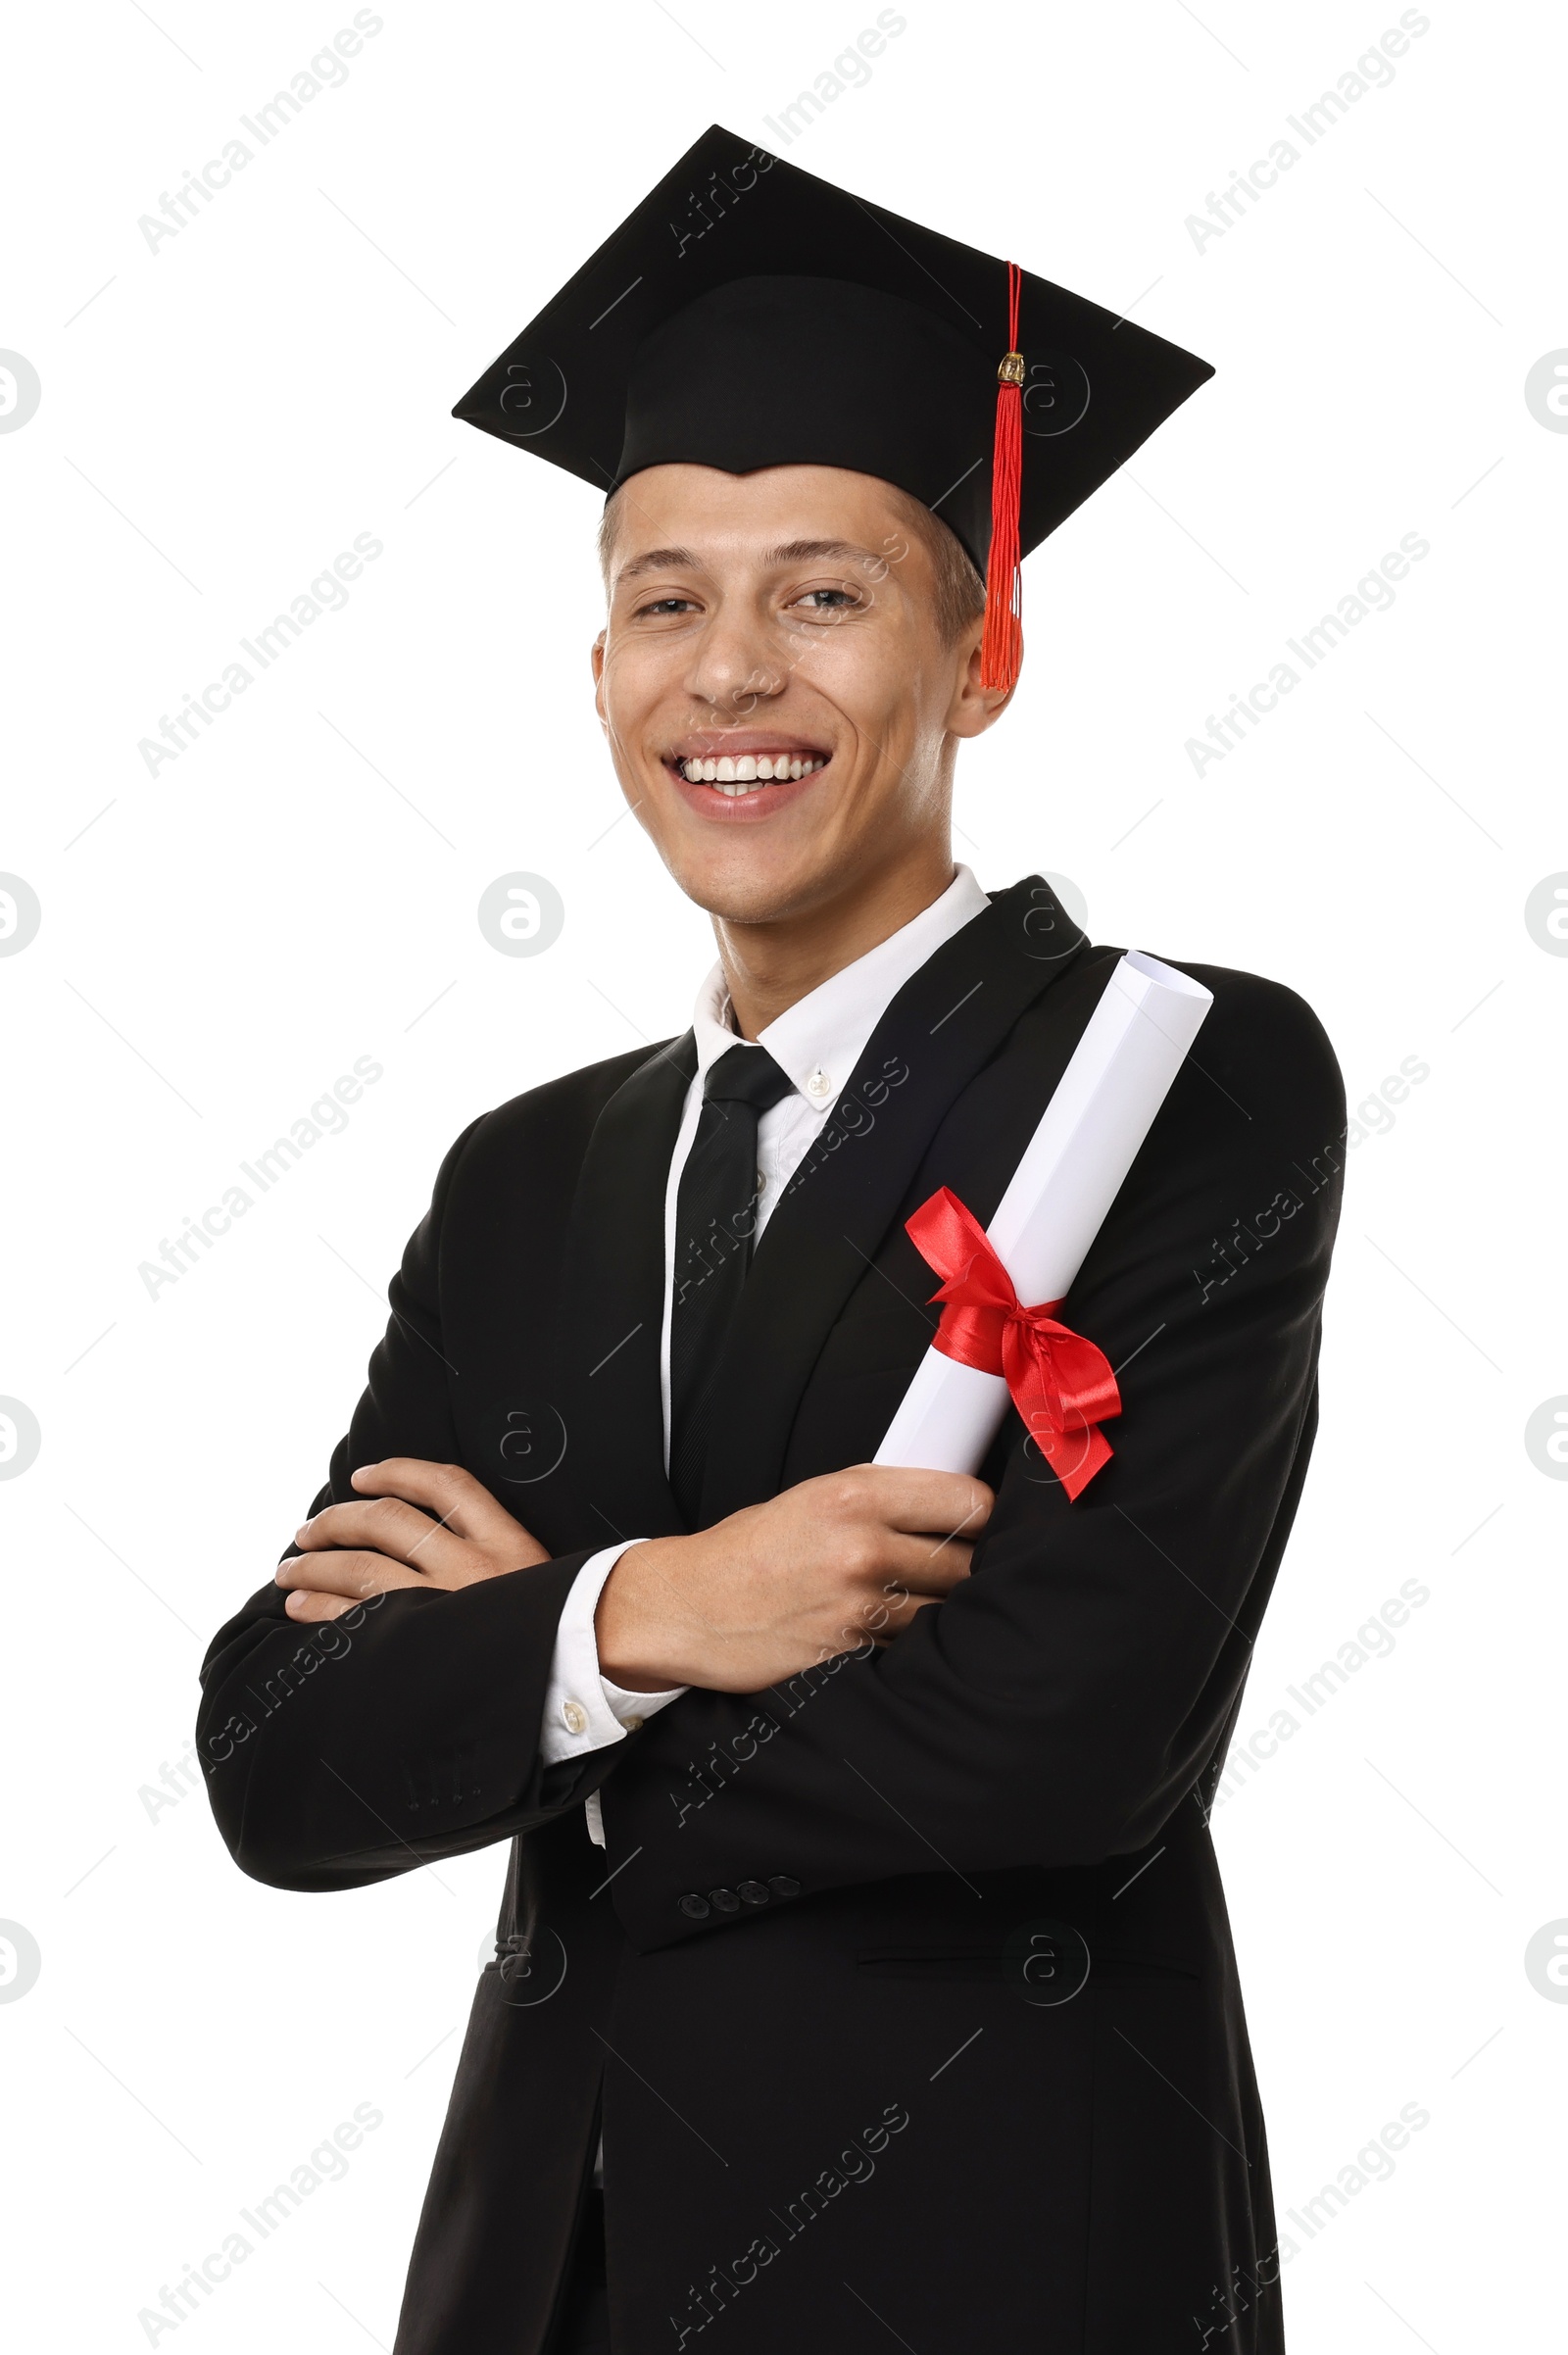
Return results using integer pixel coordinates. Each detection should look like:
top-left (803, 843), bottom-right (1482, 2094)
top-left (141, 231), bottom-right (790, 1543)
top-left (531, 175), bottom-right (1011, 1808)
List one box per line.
top-left (668, 1042), bottom-right (796, 1523)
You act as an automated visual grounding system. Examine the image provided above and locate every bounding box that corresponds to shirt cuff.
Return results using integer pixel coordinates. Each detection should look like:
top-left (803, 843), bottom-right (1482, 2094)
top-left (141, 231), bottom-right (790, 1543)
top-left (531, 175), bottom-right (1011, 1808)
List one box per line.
top-left (539, 1541), bottom-right (686, 1768)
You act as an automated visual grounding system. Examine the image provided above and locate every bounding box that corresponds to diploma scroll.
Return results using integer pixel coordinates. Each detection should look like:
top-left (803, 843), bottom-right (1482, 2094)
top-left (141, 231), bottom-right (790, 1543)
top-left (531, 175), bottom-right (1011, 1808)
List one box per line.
top-left (873, 951), bottom-right (1214, 1478)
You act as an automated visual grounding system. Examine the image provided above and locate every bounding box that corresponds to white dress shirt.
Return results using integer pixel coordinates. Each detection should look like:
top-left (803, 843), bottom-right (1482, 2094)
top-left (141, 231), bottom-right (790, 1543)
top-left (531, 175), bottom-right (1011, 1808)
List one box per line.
top-left (538, 864), bottom-right (991, 1842)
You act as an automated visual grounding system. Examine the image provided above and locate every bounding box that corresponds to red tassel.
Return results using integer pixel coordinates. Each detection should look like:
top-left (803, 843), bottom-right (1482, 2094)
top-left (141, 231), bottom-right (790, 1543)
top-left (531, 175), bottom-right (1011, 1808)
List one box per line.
top-left (979, 260), bottom-right (1024, 693)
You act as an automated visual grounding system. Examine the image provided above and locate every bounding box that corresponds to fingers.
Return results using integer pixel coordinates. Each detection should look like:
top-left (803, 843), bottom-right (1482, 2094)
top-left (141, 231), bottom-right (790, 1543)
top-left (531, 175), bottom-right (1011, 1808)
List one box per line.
top-left (838, 1464), bottom-right (994, 1544)
top-left (880, 1533), bottom-right (976, 1596)
top-left (870, 1589), bottom-right (943, 1637)
top-left (276, 1548), bottom-right (423, 1601)
top-left (350, 1459), bottom-right (541, 1555)
top-left (284, 1589), bottom-right (359, 1622)
top-left (828, 1525), bottom-right (974, 1653)
top-left (823, 1586), bottom-right (943, 1653)
top-left (858, 1557), bottom-right (966, 1634)
top-left (292, 1495), bottom-right (469, 1579)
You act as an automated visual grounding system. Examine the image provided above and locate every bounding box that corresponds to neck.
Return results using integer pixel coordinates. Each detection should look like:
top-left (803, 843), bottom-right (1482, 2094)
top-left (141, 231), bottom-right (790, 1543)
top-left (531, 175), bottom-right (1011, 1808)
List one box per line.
top-left (712, 836), bottom-right (957, 1039)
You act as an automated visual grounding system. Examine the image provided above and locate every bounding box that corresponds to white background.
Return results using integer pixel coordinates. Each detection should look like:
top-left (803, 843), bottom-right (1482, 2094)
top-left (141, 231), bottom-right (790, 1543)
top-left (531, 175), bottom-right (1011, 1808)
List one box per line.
top-left (2, 0), bottom-right (1564, 2346)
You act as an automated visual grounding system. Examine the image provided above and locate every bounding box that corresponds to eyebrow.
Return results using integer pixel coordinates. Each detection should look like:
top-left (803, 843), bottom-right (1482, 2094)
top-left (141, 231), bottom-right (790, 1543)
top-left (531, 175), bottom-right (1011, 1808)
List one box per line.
top-left (761, 538), bottom-right (881, 568)
top-left (613, 536), bottom-right (887, 588)
top-left (613, 546), bottom-right (700, 584)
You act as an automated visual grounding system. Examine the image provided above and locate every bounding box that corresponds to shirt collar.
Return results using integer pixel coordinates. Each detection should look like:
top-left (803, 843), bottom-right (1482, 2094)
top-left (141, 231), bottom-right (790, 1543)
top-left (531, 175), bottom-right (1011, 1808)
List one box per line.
top-left (690, 864), bottom-right (990, 1107)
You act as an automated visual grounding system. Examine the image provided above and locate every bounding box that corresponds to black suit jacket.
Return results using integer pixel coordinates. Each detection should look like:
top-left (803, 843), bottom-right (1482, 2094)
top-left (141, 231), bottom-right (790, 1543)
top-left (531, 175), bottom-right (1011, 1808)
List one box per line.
top-left (198, 878), bottom-right (1344, 2355)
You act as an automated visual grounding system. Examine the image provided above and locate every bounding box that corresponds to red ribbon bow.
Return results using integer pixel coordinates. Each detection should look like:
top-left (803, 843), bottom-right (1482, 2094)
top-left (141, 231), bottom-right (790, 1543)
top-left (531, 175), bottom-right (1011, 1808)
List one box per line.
top-left (905, 1186), bottom-right (1121, 1499)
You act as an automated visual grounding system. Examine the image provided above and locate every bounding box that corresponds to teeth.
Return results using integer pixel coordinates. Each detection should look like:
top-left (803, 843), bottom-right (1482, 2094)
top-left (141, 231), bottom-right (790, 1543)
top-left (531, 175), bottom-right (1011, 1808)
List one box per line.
top-left (678, 754), bottom-right (826, 787)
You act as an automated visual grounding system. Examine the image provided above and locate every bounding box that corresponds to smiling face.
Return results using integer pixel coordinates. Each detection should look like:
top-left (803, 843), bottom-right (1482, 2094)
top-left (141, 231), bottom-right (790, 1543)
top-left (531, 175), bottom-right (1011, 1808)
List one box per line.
top-left (591, 464), bottom-right (1009, 935)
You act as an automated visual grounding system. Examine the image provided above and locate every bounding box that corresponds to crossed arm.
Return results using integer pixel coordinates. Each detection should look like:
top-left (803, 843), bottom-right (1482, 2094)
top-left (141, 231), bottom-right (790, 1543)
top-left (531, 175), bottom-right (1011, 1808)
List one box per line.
top-left (277, 1456), bottom-right (990, 1690)
top-left (202, 972), bottom-right (1344, 1917)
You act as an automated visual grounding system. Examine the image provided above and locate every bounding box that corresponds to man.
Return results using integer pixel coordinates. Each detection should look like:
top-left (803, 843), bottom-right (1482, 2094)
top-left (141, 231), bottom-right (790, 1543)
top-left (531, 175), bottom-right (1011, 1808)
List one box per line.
top-left (199, 127), bottom-right (1344, 2354)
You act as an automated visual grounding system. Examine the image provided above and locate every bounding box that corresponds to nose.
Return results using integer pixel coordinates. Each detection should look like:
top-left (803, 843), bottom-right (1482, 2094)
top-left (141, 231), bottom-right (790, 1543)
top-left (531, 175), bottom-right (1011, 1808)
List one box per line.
top-left (682, 600), bottom-right (786, 717)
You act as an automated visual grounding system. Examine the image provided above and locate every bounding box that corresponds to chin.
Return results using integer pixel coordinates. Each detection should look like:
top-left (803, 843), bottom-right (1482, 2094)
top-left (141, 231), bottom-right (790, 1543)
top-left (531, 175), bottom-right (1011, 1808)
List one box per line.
top-left (662, 840), bottom-right (830, 928)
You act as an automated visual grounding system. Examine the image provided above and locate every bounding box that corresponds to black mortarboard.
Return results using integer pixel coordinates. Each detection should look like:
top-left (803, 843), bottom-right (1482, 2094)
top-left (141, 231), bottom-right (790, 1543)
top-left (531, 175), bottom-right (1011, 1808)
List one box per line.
top-left (453, 124), bottom-right (1212, 687)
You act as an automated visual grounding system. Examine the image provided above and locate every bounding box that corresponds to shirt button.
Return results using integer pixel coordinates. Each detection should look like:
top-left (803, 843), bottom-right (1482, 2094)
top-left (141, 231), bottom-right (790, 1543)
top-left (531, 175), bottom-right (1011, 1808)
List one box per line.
top-left (805, 1067), bottom-right (833, 1100)
top-left (678, 1893), bottom-right (710, 1920)
top-left (561, 1698), bottom-right (589, 1735)
top-left (767, 1875), bottom-right (802, 1898)
top-left (708, 1888), bottom-right (741, 1914)
top-left (737, 1880), bottom-right (771, 1906)
top-left (622, 1715), bottom-right (644, 1735)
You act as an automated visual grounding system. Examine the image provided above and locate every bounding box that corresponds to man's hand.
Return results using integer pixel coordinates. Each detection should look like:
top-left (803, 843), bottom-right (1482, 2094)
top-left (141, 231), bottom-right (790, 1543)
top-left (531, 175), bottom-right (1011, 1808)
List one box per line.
top-left (595, 1464), bottom-right (992, 1694)
top-left (276, 1460), bottom-right (550, 1623)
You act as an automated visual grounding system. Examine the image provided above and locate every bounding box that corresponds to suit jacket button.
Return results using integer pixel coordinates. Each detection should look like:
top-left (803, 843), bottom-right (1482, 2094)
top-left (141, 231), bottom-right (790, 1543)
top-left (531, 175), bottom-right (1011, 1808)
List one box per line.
top-left (767, 1875), bottom-right (802, 1898)
top-left (708, 1888), bottom-right (741, 1913)
top-left (678, 1893), bottom-right (710, 1919)
top-left (737, 1880), bottom-right (770, 1905)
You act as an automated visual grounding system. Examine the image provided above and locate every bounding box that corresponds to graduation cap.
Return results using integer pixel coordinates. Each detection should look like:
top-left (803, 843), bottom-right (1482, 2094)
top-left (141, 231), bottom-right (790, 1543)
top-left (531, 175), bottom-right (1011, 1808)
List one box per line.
top-left (453, 124), bottom-right (1212, 690)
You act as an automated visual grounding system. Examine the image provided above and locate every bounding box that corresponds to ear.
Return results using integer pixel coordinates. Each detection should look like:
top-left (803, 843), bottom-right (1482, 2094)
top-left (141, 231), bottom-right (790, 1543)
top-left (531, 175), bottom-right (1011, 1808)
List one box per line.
top-left (590, 628), bottom-right (607, 718)
top-left (944, 617), bottom-right (1020, 740)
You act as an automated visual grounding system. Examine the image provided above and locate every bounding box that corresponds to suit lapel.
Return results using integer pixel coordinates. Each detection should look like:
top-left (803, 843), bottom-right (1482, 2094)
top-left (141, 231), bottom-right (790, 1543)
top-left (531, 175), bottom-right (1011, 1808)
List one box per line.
top-left (698, 876), bottom-right (1090, 1521)
top-left (561, 1032), bottom-right (696, 1544)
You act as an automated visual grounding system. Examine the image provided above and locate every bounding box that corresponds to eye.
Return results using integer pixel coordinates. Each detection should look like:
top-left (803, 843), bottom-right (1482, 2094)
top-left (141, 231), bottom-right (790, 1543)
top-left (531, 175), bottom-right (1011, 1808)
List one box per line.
top-left (788, 586), bottom-right (862, 615)
top-left (634, 595), bottom-right (701, 617)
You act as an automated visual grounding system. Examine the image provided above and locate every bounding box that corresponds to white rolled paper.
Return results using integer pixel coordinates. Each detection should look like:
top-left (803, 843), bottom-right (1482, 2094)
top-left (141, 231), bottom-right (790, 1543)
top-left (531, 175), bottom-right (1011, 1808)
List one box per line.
top-left (873, 950), bottom-right (1214, 1476)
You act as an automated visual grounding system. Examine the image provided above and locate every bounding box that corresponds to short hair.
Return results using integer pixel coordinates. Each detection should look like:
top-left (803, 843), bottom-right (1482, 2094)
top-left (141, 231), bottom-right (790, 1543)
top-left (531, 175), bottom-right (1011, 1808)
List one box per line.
top-left (597, 477), bottom-right (986, 647)
top-left (882, 482), bottom-right (988, 646)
